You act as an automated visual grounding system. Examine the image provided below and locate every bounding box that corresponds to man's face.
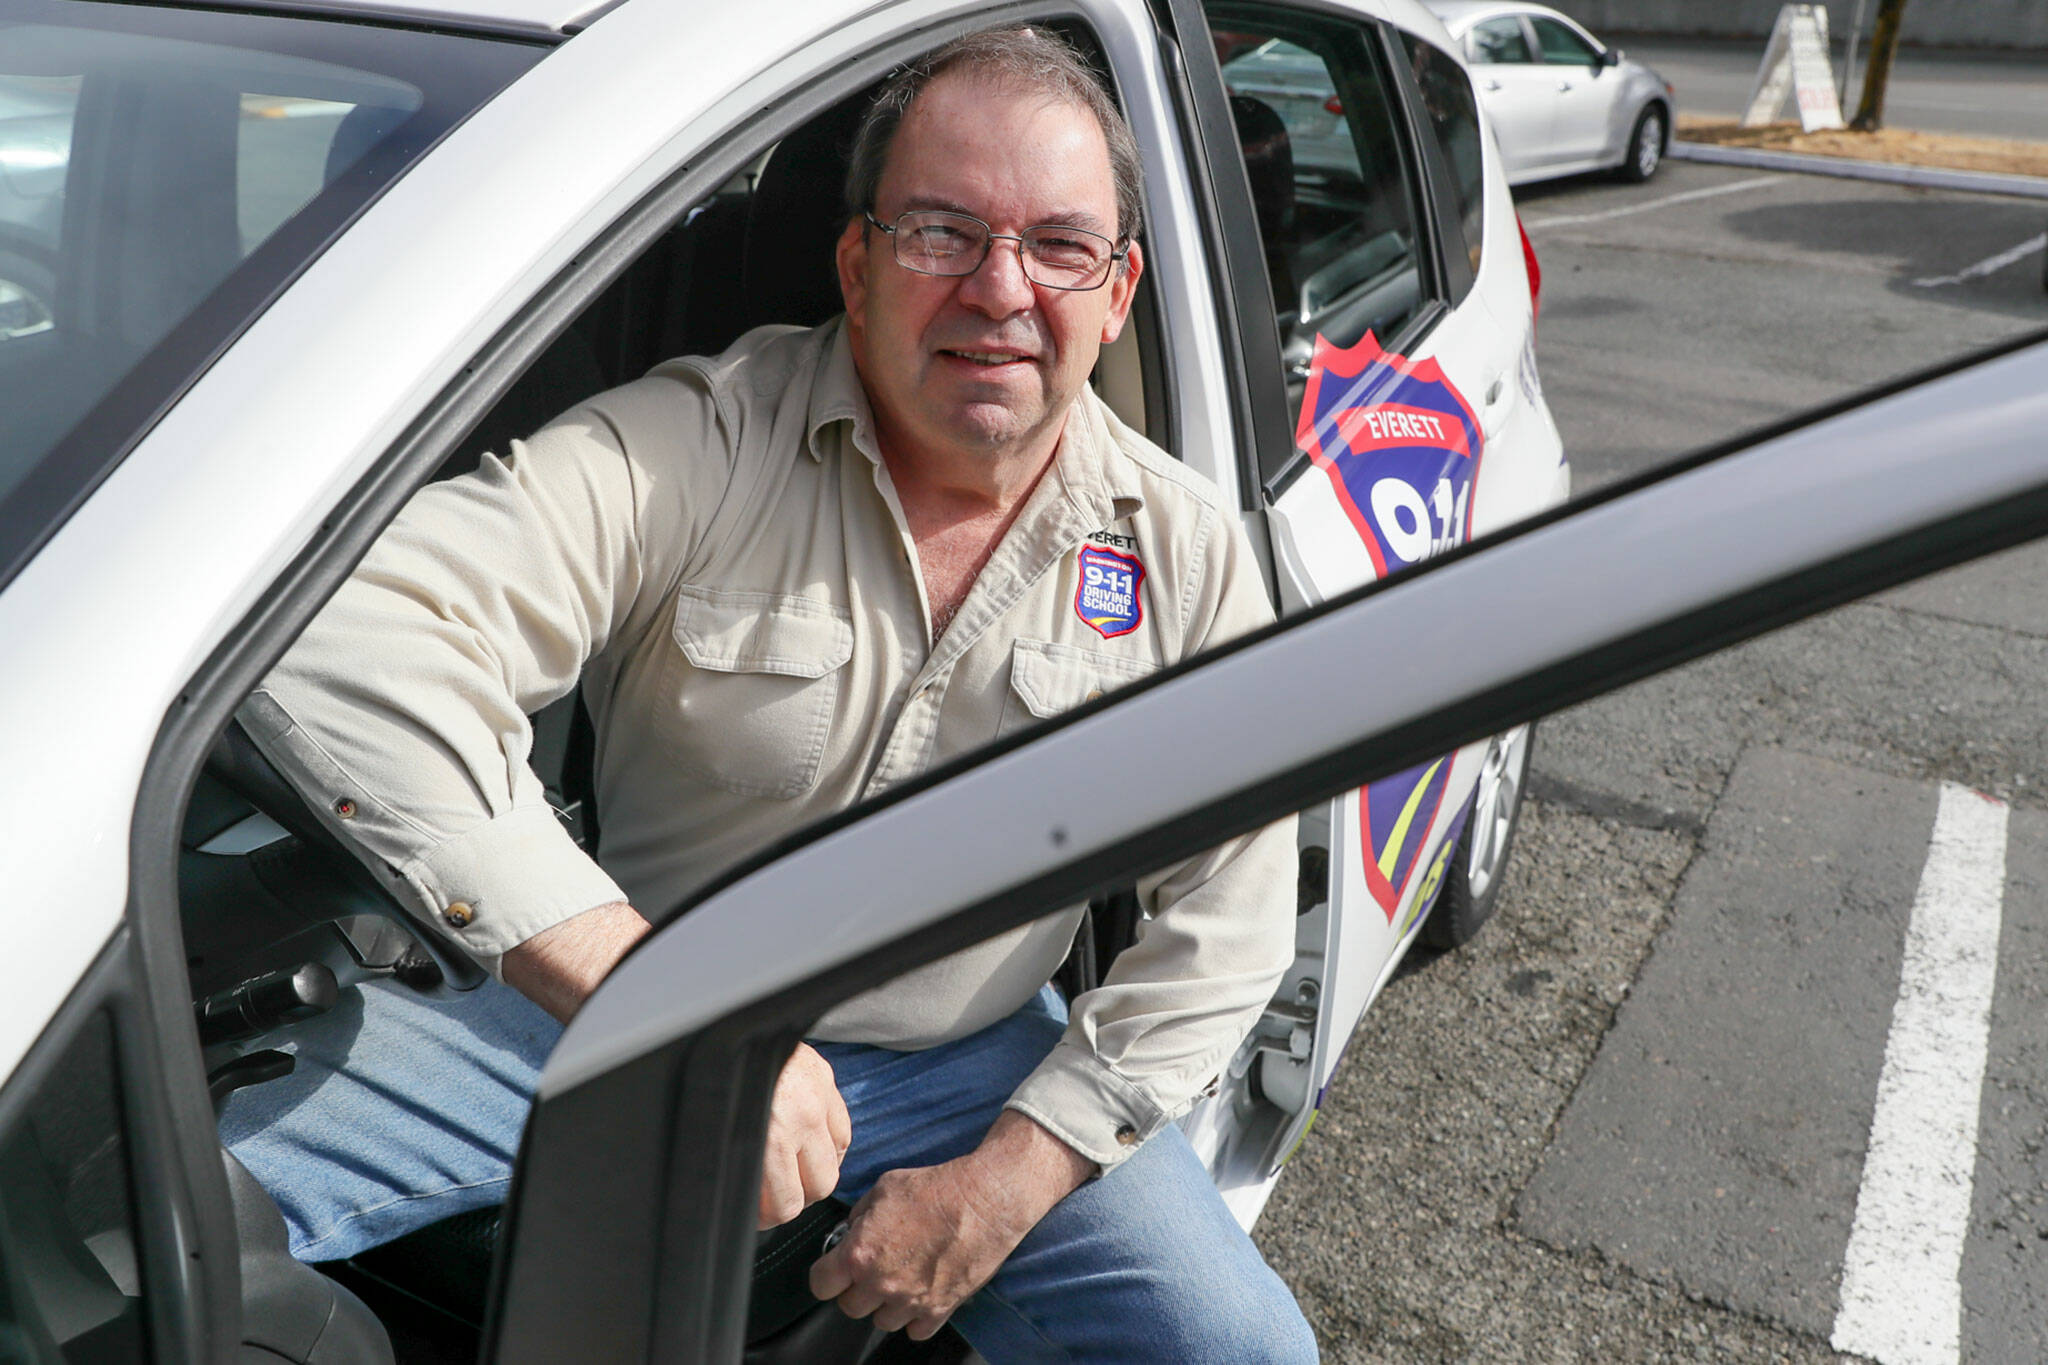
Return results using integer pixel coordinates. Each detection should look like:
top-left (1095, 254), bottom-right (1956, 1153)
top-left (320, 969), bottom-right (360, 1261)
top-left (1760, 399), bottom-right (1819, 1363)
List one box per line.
top-left (837, 71), bottom-right (1143, 464)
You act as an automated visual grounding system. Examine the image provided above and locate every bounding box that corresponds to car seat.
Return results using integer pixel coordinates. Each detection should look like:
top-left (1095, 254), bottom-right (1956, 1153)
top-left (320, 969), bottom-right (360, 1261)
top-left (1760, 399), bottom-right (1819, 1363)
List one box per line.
top-left (738, 87), bottom-right (875, 331)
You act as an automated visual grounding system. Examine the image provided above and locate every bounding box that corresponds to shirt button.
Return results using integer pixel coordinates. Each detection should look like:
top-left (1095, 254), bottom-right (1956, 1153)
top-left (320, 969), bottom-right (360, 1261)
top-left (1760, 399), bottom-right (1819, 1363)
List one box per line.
top-left (1086, 689), bottom-right (1104, 703)
top-left (443, 901), bottom-right (475, 929)
top-left (1114, 1123), bottom-right (1138, 1146)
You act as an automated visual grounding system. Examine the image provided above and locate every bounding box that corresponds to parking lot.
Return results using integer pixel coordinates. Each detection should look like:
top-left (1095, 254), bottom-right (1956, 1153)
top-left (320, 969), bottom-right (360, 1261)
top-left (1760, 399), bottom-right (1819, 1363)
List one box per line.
top-left (1257, 162), bottom-right (2048, 1362)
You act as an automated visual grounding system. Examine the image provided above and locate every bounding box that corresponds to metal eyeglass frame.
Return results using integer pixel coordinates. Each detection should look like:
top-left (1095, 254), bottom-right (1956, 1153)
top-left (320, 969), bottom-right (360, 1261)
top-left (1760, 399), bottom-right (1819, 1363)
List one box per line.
top-left (863, 209), bottom-right (1130, 292)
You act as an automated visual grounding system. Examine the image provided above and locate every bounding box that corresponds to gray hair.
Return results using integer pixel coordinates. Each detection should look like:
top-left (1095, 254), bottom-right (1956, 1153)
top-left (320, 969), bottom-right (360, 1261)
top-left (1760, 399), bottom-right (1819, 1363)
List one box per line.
top-left (843, 27), bottom-right (1144, 245)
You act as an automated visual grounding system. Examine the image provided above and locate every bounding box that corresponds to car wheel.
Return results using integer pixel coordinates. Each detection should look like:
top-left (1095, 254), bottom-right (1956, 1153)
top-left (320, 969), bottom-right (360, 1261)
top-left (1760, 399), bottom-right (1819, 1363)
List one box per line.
top-left (1422, 722), bottom-right (1532, 950)
top-left (1617, 105), bottom-right (1665, 183)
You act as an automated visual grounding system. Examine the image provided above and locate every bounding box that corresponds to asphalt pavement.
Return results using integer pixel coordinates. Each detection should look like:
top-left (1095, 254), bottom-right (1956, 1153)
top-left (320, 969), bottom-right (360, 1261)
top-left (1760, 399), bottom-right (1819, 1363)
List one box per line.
top-left (1615, 37), bottom-right (2048, 142)
top-left (1257, 160), bottom-right (2048, 1362)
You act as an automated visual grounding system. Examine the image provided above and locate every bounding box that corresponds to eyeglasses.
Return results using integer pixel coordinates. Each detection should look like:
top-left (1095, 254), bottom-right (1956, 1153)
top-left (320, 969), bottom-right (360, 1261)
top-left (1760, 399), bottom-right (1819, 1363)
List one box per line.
top-left (864, 209), bottom-right (1128, 292)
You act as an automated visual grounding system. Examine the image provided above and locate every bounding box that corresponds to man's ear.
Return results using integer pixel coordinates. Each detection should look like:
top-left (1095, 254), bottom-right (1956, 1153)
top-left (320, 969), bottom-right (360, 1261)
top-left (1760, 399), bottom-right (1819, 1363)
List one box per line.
top-left (836, 216), bottom-right (871, 330)
top-left (1098, 240), bottom-right (1144, 346)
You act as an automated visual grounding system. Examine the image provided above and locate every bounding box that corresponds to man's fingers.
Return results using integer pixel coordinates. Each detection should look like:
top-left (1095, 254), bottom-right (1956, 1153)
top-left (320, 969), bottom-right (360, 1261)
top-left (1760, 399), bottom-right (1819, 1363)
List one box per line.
top-left (808, 1245), bottom-right (852, 1302)
top-left (794, 1133), bottom-right (842, 1207)
top-left (873, 1303), bottom-right (918, 1334)
top-left (905, 1313), bottom-right (952, 1342)
top-left (827, 1086), bottom-right (852, 1155)
top-left (836, 1285), bottom-right (885, 1322)
top-left (757, 1152), bottom-right (806, 1231)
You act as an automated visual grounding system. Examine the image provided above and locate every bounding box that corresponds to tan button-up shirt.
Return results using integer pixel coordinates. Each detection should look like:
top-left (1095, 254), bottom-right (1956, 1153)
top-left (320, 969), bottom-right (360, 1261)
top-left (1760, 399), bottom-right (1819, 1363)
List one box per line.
top-left (248, 320), bottom-right (1295, 1167)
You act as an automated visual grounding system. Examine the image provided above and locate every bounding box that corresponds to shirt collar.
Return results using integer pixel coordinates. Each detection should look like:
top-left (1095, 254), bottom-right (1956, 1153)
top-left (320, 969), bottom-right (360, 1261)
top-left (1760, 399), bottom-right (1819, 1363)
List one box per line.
top-left (805, 317), bottom-right (880, 465)
top-left (806, 316), bottom-right (1147, 525)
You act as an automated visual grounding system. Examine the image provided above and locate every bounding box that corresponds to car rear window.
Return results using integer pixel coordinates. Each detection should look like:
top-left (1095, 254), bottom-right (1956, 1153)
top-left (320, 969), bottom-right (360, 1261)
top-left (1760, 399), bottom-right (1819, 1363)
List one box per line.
top-left (0, 1), bottom-right (544, 590)
top-left (1401, 33), bottom-right (1485, 278)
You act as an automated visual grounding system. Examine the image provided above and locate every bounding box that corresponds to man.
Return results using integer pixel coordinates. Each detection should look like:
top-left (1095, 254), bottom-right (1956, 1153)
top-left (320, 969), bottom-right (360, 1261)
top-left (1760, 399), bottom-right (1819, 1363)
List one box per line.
top-left (223, 27), bottom-right (1316, 1362)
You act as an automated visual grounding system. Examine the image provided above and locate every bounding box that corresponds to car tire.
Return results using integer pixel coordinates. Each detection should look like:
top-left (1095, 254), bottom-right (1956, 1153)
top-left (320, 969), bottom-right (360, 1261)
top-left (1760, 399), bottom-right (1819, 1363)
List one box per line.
top-left (1422, 723), bottom-right (1533, 950)
top-left (1617, 105), bottom-right (1665, 183)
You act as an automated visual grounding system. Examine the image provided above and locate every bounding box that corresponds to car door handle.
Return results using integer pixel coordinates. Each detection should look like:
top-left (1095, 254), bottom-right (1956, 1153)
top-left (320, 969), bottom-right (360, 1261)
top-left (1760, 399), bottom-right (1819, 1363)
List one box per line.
top-left (1484, 79), bottom-right (1502, 92)
top-left (1557, 80), bottom-right (1574, 92)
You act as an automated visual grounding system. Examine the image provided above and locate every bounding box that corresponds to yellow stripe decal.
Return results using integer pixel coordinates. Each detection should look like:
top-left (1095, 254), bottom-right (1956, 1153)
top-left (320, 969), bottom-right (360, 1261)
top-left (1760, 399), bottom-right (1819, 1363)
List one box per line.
top-left (1376, 758), bottom-right (1446, 881)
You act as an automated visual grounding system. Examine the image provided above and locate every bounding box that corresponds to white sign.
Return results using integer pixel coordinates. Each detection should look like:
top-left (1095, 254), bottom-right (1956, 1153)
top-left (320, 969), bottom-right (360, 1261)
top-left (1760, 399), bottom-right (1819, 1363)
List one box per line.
top-left (1742, 4), bottom-right (1847, 132)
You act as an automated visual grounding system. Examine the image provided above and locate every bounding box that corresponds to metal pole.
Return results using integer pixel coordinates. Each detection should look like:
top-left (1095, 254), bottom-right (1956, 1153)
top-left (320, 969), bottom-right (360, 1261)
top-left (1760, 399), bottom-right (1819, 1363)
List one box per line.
top-left (1842, 0), bottom-right (1869, 101)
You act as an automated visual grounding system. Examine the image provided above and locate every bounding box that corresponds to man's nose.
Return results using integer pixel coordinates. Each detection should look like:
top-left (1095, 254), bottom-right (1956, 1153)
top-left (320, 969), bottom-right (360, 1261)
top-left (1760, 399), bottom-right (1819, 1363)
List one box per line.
top-left (955, 235), bottom-right (1037, 316)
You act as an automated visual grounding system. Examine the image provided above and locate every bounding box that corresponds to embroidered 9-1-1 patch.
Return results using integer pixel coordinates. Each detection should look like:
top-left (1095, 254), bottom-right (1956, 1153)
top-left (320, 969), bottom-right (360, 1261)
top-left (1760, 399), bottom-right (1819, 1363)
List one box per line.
top-left (1075, 544), bottom-right (1144, 639)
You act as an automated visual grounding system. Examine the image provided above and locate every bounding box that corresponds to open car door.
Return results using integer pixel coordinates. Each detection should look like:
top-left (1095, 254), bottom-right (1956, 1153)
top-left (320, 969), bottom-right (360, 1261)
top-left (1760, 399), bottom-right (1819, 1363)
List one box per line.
top-left (1159, 0), bottom-right (1565, 1196)
top-left (486, 332), bottom-right (2048, 1362)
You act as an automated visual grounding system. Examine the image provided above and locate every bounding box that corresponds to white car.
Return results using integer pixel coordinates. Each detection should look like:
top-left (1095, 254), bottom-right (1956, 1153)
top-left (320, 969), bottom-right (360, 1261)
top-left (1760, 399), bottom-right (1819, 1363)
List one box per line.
top-left (1428, 1), bottom-right (1676, 184)
top-left (0, 0), bottom-right (1576, 1358)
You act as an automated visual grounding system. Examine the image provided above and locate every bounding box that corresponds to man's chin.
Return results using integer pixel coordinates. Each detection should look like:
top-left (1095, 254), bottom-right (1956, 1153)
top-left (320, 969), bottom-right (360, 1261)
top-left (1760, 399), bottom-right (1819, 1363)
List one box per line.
top-left (933, 399), bottom-right (1049, 453)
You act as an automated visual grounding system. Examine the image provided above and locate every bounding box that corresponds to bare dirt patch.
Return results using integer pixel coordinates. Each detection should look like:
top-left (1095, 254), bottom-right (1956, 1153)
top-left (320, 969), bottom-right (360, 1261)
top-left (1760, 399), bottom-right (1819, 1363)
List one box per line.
top-left (1678, 115), bottom-right (2048, 180)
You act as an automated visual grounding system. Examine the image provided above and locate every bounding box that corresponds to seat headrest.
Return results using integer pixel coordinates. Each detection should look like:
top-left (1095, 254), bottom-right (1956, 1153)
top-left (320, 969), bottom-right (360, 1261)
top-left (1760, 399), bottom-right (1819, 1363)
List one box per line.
top-left (1230, 94), bottom-right (1295, 246)
top-left (324, 103), bottom-right (410, 185)
top-left (740, 90), bottom-right (876, 331)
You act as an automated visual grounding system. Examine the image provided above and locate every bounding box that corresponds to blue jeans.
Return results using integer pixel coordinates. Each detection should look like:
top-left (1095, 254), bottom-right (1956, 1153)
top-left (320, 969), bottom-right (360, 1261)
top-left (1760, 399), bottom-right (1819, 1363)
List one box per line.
top-left (221, 979), bottom-right (1317, 1363)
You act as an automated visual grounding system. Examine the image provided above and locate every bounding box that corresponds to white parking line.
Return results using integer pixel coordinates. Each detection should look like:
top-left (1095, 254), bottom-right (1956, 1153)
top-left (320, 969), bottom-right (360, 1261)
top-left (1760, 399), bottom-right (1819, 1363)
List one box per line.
top-left (1832, 783), bottom-right (2009, 1365)
top-left (1910, 233), bottom-right (2048, 288)
top-left (1520, 176), bottom-right (1777, 229)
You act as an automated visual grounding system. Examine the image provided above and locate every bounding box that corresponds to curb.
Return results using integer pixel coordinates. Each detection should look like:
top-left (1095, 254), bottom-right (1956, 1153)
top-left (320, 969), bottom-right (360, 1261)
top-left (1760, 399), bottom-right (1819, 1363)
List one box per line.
top-left (1670, 140), bottom-right (2048, 200)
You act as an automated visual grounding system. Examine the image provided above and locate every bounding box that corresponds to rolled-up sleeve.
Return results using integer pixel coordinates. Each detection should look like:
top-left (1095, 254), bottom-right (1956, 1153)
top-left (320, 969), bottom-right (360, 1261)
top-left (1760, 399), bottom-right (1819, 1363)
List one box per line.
top-left (1006, 504), bottom-right (1297, 1169)
top-left (245, 377), bottom-right (727, 973)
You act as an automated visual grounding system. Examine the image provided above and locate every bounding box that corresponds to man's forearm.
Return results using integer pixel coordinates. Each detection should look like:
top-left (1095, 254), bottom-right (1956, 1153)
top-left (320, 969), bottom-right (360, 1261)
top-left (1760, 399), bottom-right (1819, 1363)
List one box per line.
top-left (967, 1109), bottom-right (1096, 1219)
top-left (501, 900), bottom-right (651, 1022)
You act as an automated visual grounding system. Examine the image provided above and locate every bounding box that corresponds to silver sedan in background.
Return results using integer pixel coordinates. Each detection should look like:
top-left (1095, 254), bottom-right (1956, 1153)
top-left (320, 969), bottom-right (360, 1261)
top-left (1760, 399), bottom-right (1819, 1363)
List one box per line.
top-left (1428, 1), bottom-right (1674, 184)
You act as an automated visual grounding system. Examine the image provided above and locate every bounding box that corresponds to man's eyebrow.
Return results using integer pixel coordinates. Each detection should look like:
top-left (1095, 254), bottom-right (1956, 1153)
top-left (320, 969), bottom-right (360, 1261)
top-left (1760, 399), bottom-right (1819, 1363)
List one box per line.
top-left (897, 196), bottom-right (1113, 234)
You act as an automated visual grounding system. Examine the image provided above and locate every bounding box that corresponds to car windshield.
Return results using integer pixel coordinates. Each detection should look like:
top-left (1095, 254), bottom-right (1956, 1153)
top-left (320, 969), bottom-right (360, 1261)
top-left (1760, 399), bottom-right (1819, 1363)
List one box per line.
top-left (0, 0), bottom-right (543, 588)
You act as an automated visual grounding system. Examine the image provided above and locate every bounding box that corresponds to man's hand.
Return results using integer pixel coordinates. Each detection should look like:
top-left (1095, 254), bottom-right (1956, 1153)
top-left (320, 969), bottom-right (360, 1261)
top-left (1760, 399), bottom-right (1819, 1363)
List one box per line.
top-left (807, 1110), bottom-right (1094, 1339)
top-left (503, 904), bottom-right (848, 1230)
top-left (760, 1043), bottom-right (852, 1230)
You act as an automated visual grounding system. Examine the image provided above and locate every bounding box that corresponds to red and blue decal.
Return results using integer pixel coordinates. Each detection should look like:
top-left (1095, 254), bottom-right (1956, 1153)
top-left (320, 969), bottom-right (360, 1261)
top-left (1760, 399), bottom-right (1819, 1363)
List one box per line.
top-left (1295, 331), bottom-right (1484, 579)
top-left (1360, 757), bottom-right (1452, 923)
top-left (1075, 544), bottom-right (1145, 639)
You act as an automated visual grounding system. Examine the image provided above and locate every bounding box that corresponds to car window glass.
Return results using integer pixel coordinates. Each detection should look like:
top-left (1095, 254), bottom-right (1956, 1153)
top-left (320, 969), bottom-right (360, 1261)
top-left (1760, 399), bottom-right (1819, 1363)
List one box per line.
top-left (1212, 3), bottom-right (1430, 431)
top-left (1467, 16), bottom-right (1533, 64)
top-left (0, 2), bottom-right (541, 593)
top-left (1530, 16), bottom-right (1599, 65)
top-left (0, 73), bottom-right (75, 343)
top-left (1401, 34), bottom-right (1484, 279)
top-left (0, 1011), bottom-right (148, 1361)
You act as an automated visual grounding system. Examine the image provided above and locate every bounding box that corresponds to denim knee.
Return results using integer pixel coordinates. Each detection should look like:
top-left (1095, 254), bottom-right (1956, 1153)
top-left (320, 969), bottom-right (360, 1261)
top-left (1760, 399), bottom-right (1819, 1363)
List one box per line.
top-left (1204, 1263), bottom-right (1320, 1364)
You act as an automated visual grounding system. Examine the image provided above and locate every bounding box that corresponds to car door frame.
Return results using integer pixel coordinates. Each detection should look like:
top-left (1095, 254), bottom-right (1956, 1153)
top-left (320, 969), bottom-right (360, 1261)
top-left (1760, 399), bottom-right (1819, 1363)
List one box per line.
top-left (0, 926), bottom-right (234, 1361)
top-left (497, 328), bottom-right (2048, 1363)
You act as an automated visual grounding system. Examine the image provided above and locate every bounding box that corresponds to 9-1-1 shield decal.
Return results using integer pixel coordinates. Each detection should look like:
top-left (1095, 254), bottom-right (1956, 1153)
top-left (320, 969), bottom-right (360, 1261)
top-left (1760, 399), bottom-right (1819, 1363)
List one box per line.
top-left (1294, 330), bottom-right (1485, 579)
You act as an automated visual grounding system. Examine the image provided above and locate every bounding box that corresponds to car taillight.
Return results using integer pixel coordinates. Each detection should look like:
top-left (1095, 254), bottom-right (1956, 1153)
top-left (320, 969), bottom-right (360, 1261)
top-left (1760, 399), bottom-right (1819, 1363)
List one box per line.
top-left (1516, 213), bottom-right (1541, 327)
top-left (1323, 95), bottom-right (1344, 116)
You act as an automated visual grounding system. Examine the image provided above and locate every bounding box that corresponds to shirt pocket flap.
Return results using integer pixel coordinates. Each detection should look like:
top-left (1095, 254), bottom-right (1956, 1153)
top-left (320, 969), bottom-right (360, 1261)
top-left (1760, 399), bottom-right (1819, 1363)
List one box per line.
top-left (673, 586), bottom-right (853, 679)
top-left (1008, 638), bottom-right (1158, 721)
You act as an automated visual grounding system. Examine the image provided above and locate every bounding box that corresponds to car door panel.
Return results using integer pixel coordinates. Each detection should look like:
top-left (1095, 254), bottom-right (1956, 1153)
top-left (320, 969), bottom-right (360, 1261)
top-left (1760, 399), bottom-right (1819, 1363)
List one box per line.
top-left (1530, 14), bottom-right (1615, 167)
top-left (1465, 16), bottom-right (1553, 181)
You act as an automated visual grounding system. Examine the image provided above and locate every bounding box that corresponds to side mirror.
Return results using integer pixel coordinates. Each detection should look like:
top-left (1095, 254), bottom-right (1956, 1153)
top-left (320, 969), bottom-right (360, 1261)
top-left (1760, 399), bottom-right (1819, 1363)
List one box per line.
top-left (1601, 47), bottom-right (1623, 67)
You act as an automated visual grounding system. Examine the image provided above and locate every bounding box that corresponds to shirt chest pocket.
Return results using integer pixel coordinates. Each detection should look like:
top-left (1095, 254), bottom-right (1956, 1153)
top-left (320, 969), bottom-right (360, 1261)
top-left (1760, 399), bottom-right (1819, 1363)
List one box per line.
top-left (1001, 638), bottom-right (1160, 735)
top-left (659, 586), bottom-right (854, 799)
